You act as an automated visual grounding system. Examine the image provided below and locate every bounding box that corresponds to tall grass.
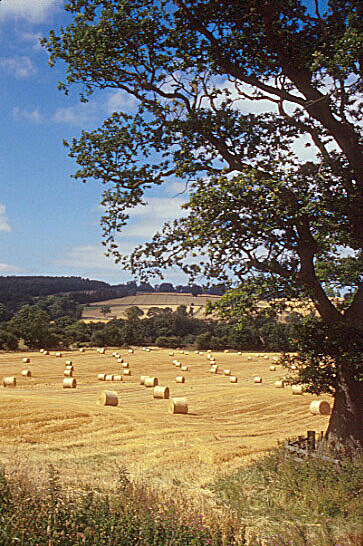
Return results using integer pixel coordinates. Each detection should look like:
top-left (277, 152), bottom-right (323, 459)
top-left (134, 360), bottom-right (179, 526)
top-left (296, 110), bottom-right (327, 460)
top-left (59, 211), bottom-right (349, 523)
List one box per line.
top-left (210, 447), bottom-right (362, 545)
top-left (0, 449), bottom-right (361, 545)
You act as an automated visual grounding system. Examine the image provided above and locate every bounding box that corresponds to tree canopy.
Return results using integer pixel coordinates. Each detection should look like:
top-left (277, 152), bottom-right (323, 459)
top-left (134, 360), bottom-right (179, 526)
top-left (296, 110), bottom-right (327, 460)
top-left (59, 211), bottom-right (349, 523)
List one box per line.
top-left (43, 0), bottom-right (362, 450)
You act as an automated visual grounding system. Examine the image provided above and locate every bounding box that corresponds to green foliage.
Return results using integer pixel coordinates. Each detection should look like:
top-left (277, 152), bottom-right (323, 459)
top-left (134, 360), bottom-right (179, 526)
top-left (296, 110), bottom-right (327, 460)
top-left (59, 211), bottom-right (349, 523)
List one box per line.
top-left (211, 447), bottom-right (363, 543)
top-left (0, 329), bottom-right (19, 350)
top-left (280, 316), bottom-right (363, 394)
top-left (155, 335), bottom-right (182, 348)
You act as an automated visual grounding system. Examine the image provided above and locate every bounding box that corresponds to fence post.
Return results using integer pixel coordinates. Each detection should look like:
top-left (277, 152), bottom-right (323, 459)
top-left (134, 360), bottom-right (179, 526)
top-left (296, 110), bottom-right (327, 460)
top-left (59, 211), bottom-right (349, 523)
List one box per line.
top-left (307, 430), bottom-right (316, 451)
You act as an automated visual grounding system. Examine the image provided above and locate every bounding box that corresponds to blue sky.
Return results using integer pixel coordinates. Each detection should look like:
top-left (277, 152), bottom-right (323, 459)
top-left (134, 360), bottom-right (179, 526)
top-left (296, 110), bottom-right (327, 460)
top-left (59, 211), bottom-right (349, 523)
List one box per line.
top-left (0, 0), bottom-right (189, 285)
top-left (0, 0), bottom-right (328, 286)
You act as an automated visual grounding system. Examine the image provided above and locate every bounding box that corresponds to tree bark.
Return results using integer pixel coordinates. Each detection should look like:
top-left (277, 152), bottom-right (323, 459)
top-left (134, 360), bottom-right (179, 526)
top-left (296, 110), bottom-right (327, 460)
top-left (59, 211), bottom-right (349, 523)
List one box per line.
top-left (326, 365), bottom-right (363, 453)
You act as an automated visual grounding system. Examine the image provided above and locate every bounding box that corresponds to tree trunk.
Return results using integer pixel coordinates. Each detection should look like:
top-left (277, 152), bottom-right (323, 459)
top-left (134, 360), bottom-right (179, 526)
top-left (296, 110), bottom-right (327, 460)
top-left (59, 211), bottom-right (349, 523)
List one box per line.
top-left (326, 365), bottom-right (363, 453)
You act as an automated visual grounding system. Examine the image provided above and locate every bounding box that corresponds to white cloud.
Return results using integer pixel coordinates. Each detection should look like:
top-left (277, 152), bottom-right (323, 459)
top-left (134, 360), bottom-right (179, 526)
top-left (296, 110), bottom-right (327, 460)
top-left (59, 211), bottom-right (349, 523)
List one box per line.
top-left (51, 103), bottom-right (98, 126)
top-left (12, 106), bottom-right (43, 123)
top-left (104, 90), bottom-right (137, 115)
top-left (0, 263), bottom-right (23, 273)
top-left (0, 56), bottom-right (37, 78)
top-left (0, 0), bottom-right (61, 23)
top-left (0, 204), bottom-right (11, 232)
top-left (55, 245), bottom-right (122, 272)
top-left (18, 31), bottom-right (43, 51)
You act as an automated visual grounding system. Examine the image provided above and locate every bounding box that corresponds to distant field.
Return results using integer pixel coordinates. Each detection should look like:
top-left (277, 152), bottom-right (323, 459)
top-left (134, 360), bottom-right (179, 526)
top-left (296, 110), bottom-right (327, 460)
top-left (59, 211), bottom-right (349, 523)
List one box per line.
top-left (82, 292), bottom-right (222, 320)
top-left (0, 348), bottom-right (331, 497)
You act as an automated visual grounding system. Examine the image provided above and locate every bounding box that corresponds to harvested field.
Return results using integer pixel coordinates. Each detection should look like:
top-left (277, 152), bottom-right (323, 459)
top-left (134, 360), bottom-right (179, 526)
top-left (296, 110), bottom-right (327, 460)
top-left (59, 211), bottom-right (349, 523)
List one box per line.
top-left (0, 348), bottom-right (332, 495)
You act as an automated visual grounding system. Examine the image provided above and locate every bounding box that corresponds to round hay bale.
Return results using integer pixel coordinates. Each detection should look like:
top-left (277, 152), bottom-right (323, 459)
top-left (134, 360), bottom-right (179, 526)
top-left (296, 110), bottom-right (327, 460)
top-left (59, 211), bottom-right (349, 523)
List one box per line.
top-left (223, 369), bottom-right (231, 376)
top-left (123, 369), bottom-right (131, 376)
top-left (209, 366), bottom-right (218, 374)
top-left (255, 353), bottom-right (260, 358)
top-left (22, 357), bottom-right (30, 364)
top-left (128, 348), bottom-right (134, 353)
top-left (292, 385), bottom-right (304, 395)
top-left (43, 350), bottom-right (49, 355)
top-left (181, 365), bottom-right (188, 371)
top-left (21, 369), bottom-right (31, 377)
top-left (3, 376), bottom-right (16, 387)
top-left (145, 348), bottom-right (150, 352)
top-left (97, 390), bottom-right (118, 406)
top-left (224, 349), bottom-right (229, 353)
top-left (175, 361), bottom-right (181, 367)
top-left (65, 360), bottom-right (72, 365)
top-left (269, 365), bottom-right (276, 371)
top-left (98, 373), bottom-right (106, 381)
top-left (310, 400), bottom-right (331, 415)
top-left (272, 356), bottom-right (279, 362)
top-left (274, 380), bottom-right (285, 388)
top-left (264, 355), bottom-right (269, 360)
top-left (64, 369), bottom-right (73, 377)
top-left (63, 377), bottom-right (76, 388)
top-left (184, 351), bottom-right (189, 355)
top-left (237, 352), bottom-right (242, 355)
top-left (117, 358), bottom-right (124, 363)
top-left (144, 376), bottom-right (158, 387)
top-left (254, 376), bottom-right (262, 383)
top-left (230, 376), bottom-right (238, 383)
top-left (247, 356), bottom-right (252, 361)
top-left (56, 352), bottom-right (62, 357)
top-left (199, 352), bottom-right (203, 355)
top-left (39, 349), bottom-right (44, 353)
top-left (65, 364), bottom-right (74, 371)
top-left (291, 365), bottom-right (297, 370)
top-left (169, 397), bottom-right (188, 414)
top-left (113, 374), bottom-right (123, 381)
top-left (175, 376), bottom-right (185, 383)
top-left (153, 386), bottom-right (170, 399)
top-left (99, 348), bottom-right (106, 354)
top-left (79, 348), bottom-right (85, 352)
top-left (105, 374), bottom-right (114, 381)
top-left (140, 375), bottom-right (148, 385)
top-left (121, 362), bottom-right (129, 368)
top-left (169, 352), bottom-right (174, 356)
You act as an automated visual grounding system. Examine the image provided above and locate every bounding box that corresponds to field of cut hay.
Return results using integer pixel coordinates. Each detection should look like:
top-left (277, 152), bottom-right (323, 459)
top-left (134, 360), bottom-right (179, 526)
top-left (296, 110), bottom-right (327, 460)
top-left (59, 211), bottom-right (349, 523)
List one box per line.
top-left (82, 292), bottom-right (221, 320)
top-left (0, 348), bottom-right (332, 496)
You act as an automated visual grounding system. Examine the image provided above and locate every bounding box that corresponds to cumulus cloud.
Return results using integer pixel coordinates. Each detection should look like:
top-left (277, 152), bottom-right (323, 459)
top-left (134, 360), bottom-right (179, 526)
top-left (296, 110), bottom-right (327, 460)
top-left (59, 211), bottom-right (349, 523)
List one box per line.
top-left (0, 0), bottom-right (61, 23)
top-left (0, 56), bottom-right (37, 78)
top-left (0, 263), bottom-right (23, 273)
top-left (0, 204), bottom-right (11, 232)
top-left (104, 90), bottom-right (137, 115)
top-left (54, 245), bottom-right (123, 272)
top-left (12, 106), bottom-right (43, 123)
top-left (51, 102), bottom-right (99, 126)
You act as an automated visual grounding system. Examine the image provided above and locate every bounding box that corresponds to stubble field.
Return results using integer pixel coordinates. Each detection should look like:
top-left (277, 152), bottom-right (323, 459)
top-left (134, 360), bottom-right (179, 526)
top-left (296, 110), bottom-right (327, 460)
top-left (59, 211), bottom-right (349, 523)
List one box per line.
top-left (0, 348), bottom-right (332, 499)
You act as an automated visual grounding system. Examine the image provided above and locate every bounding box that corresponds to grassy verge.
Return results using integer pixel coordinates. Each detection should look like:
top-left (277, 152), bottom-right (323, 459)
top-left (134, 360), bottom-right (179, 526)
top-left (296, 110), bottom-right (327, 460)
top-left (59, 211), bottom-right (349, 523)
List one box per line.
top-left (0, 449), bottom-right (361, 545)
top-left (210, 447), bottom-right (362, 545)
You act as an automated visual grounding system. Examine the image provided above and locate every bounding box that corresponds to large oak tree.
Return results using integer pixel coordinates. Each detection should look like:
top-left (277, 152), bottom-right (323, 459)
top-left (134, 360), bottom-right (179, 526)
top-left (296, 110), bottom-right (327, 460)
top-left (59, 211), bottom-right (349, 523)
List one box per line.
top-left (43, 0), bottom-right (362, 450)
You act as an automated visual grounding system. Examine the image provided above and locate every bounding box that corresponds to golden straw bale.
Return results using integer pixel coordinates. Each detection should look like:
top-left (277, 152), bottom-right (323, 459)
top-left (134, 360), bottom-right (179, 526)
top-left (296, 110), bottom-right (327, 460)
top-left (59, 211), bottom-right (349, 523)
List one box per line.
top-left (153, 386), bottom-right (170, 399)
top-left (309, 400), bottom-right (331, 415)
top-left (230, 376), bottom-right (238, 383)
top-left (63, 378), bottom-right (76, 388)
top-left (269, 365), bottom-right (276, 371)
top-left (65, 365), bottom-right (74, 371)
top-left (79, 348), bottom-right (85, 352)
top-left (274, 380), bottom-right (285, 388)
top-left (105, 374), bottom-right (114, 381)
top-left (175, 361), bottom-right (181, 367)
top-left (169, 352), bottom-right (174, 356)
top-left (56, 352), bottom-right (62, 357)
top-left (40, 349), bottom-right (44, 353)
top-left (175, 376), bottom-right (185, 383)
top-left (254, 376), bottom-right (262, 383)
top-left (292, 385), bottom-right (304, 395)
top-left (3, 376), bottom-right (16, 387)
top-left (117, 358), bottom-right (124, 363)
top-left (181, 365), bottom-right (188, 371)
top-left (223, 369), bottom-right (231, 376)
top-left (247, 356), bottom-right (252, 361)
top-left (209, 366), bottom-right (218, 374)
top-left (113, 374), bottom-right (123, 381)
top-left (99, 348), bottom-right (106, 354)
top-left (169, 397), bottom-right (188, 414)
top-left (140, 375), bottom-right (148, 385)
top-left (128, 348), bottom-right (134, 353)
top-left (21, 369), bottom-right (31, 377)
top-left (97, 390), bottom-right (118, 406)
top-left (43, 350), bottom-right (49, 355)
top-left (65, 360), bottom-right (72, 365)
top-left (123, 369), bottom-right (131, 376)
top-left (121, 362), bottom-right (129, 368)
top-left (64, 369), bottom-right (73, 377)
top-left (98, 373), bottom-right (107, 381)
top-left (144, 376), bottom-right (158, 387)
top-left (23, 357), bottom-right (30, 363)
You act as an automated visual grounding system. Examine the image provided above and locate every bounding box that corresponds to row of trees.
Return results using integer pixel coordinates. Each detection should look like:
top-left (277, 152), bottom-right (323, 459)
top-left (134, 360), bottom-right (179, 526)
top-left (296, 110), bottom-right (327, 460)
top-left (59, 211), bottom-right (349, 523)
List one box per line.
top-left (0, 296), bottom-right (299, 352)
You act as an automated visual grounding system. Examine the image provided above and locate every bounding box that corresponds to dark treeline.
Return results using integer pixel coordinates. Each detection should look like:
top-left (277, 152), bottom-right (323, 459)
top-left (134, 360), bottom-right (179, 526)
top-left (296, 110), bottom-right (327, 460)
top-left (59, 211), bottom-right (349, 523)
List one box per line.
top-left (0, 276), bottom-right (226, 312)
top-left (0, 292), bottom-right (300, 352)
